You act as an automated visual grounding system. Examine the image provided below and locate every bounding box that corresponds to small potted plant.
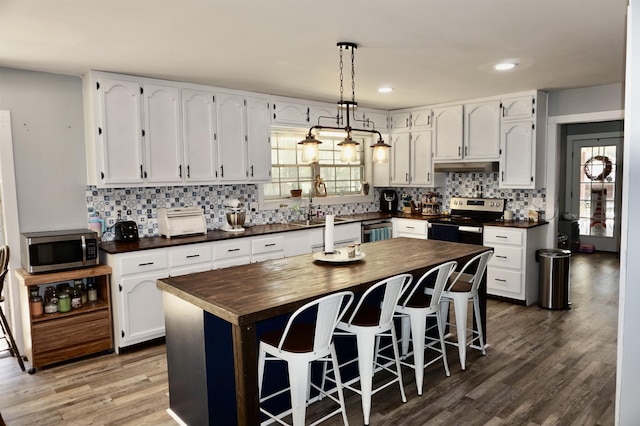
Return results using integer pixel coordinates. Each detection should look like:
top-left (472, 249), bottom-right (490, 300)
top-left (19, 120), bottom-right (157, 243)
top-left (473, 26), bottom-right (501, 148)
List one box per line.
top-left (290, 188), bottom-right (302, 198)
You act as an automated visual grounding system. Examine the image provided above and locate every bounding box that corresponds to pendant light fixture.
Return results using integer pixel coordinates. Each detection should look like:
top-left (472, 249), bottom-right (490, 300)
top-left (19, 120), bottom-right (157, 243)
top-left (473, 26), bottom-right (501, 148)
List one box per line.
top-left (298, 42), bottom-right (390, 164)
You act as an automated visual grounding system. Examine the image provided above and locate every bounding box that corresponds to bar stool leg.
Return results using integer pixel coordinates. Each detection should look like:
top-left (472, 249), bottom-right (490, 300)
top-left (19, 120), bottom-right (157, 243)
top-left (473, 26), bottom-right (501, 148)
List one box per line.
top-left (288, 359), bottom-right (311, 426)
top-left (0, 307), bottom-right (25, 371)
top-left (451, 294), bottom-right (468, 370)
top-left (472, 295), bottom-right (486, 354)
top-left (407, 312), bottom-right (427, 395)
top-left (355, 331), bottom-right (376, 425)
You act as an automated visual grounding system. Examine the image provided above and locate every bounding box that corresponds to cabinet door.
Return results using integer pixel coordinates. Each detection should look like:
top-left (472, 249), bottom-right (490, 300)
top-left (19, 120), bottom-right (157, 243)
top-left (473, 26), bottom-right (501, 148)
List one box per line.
top-left (143, 83), bottom-right (183, 184)
top-left (500, 121), bottom-right (535, 188)
top-left (501, 95), bottom-right (535, 121)
top-left (217, 92), bottom-right (247, 181)
top-left (119, 271), bottom-right (167, 346)
top-left (182, 88), bottom-right (219, 183)
top-left (410, 131), bottom-right (435, 186)
top-left (390, 133), bottom-right (410, 186)
top-left (246, 96), bottom-right (272, 182)
top-left (358, 109), bottom-right (388, 131)
top-left (309, 103), bottom-right (338, 127)
top-left (97, 78), bottom-right (144, 185)
top-left (433, 105), bottom-right (463, 160)
top-left (390, 111), bottom-right (411, 131)
top-left (464, 100), bottom-right (500, 160)
top-left (272, 100), bottom-right (310, 126)
top-left (410, 108), bottom-right (433, 130)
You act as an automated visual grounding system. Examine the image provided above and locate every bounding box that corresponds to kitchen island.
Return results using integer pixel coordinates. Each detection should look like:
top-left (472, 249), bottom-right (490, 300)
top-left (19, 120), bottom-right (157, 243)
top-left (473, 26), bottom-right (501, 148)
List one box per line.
top-left (157, 237), bottom-right (492, 425)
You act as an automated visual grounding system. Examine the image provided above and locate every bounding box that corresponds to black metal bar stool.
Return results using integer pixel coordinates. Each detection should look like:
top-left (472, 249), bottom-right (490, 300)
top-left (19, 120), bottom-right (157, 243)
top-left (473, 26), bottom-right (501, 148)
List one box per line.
top-left (0, 245), bottom-right (26, 371)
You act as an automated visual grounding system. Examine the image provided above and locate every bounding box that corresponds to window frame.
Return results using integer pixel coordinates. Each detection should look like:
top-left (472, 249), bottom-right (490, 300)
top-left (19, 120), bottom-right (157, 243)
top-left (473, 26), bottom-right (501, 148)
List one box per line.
top-left (259, 127), bottom-right (375, 211)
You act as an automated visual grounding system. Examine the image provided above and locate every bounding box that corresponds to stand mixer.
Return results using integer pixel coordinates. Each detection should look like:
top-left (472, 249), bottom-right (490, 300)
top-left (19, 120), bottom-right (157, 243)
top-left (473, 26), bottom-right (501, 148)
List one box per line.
top-left (221, 198), bottom-right (246, 232)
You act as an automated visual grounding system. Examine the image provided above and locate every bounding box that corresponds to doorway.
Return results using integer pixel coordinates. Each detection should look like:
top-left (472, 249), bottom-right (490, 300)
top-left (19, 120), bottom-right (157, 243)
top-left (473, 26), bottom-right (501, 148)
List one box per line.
top-left (565, 131), bottom-right (623, 252)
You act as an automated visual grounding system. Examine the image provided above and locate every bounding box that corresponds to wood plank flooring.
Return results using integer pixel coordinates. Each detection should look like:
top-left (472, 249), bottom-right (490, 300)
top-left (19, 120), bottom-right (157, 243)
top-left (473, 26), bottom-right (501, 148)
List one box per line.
top-left (0, 252), bottom-right (618, 425)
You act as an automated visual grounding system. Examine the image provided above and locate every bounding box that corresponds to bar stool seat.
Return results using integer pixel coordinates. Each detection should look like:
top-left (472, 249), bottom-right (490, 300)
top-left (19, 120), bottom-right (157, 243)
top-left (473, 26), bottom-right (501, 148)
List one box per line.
top-left (0, 245), bottom-right (26, 372)
top-left (258, 291), bottom-right (354, 426)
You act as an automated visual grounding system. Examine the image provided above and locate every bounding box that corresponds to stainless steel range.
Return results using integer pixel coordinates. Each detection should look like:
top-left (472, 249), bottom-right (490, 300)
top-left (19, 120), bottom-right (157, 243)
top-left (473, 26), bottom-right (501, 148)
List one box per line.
top-left (428, 197), bottom-right (505, 245)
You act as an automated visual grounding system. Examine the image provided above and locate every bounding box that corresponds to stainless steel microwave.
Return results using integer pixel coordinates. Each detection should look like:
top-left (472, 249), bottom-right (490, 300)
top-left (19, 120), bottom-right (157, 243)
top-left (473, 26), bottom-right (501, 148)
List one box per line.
top-left (21, 229), bottom-right (99, 274)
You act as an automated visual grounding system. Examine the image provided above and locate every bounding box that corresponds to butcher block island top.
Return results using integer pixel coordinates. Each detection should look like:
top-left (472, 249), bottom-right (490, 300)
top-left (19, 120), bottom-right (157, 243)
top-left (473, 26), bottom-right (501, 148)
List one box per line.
top-left (156, 237), bottom-right (492, 426)
top-left (157, 238), bottom-right (491, 326)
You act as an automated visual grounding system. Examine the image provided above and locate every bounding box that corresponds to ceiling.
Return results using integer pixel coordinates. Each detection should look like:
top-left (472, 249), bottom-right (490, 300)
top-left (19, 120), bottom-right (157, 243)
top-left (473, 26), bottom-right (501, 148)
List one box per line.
top-left (0, 0), bottom-right (629, 110)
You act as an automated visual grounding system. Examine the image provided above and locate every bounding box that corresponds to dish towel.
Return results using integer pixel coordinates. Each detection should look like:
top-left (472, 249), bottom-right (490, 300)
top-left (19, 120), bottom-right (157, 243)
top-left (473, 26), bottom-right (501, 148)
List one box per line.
top-left (430, 224), bottom-right (460, 242)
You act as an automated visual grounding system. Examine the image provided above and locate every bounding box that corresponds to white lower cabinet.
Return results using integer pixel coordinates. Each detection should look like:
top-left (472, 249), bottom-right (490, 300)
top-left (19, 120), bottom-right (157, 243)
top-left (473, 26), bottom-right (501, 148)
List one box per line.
top-left (169, 244), bottom-right (214, 276)
top-left (213, 239), bottom-right (252, 269)
top-left (483, 225), bottom-right (546, 305)
top-left (310, 223), bottom-right (361, 252)
top-left (102, 249), bottom-right (169, 352)
top-left (251, 235), bottom-right (285, 262)
top-left (392, 218), bottom-right (428, 239)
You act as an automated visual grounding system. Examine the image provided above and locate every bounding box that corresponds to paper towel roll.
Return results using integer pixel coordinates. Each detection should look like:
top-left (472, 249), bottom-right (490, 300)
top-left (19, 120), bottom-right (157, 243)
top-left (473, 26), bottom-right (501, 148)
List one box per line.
top-left (325, 215), bottom-right (335, 253)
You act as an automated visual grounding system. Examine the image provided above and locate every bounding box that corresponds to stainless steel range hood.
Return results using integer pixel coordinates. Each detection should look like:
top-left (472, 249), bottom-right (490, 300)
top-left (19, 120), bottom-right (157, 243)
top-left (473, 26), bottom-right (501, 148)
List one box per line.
top-left (434, 161), bottom-right (499, 173)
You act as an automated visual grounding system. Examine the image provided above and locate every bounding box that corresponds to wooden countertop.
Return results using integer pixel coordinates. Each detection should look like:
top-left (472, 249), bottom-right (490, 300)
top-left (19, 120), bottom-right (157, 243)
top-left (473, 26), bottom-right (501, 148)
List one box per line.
top-left (157, 238), bottom-right (491, 326)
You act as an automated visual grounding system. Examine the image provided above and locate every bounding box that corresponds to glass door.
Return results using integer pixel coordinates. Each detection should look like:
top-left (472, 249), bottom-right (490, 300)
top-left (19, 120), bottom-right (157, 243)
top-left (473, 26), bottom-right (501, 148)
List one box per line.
top-left (567, 132), bottom-right (623, 252)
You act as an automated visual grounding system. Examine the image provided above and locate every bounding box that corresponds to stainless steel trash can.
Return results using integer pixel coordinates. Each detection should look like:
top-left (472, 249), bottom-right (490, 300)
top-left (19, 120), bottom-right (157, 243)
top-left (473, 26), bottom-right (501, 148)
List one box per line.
top-left (537, 249), bottom-right (571, 309)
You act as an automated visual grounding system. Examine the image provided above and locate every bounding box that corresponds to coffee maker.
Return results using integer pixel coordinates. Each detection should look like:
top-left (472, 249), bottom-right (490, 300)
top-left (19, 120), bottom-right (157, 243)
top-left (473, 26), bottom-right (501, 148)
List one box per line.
top-left (380, 190), bottom-right (398, 212)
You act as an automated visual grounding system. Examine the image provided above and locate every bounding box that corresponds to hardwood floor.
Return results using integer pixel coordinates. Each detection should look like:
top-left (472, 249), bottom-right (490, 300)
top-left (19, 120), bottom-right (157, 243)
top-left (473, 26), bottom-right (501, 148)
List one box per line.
top-left (0, 252), bottom-right (618, 425)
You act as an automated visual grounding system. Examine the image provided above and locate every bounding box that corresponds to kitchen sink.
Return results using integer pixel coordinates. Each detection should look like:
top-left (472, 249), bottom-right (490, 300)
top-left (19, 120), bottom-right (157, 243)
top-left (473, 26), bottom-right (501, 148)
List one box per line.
top-left (288, 217), bottom-right (352, 227)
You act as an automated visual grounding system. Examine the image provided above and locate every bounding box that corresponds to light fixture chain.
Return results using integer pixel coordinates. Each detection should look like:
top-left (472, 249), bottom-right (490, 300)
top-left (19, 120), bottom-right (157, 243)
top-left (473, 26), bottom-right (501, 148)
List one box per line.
top-left (351, 45), bottom-right (356, 103)
top-left (339, 45), bottom-right (344, 103)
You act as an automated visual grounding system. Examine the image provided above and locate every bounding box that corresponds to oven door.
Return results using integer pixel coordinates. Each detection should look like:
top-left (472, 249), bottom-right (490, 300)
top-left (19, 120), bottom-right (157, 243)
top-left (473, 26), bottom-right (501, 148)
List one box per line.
top-left (429, 223), bottom-right (483, 245)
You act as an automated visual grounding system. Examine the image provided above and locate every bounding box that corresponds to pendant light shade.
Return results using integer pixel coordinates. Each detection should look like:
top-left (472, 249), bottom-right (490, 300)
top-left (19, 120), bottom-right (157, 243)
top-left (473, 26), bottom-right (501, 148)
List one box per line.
top-left (299, 42), bottom-right (390, 166)
top-left (371, 137), bottom-right (391, 164)
top-left (298, 133), bottom-right (321, 164)
top-left (338, 134), bottom-right (359, 163)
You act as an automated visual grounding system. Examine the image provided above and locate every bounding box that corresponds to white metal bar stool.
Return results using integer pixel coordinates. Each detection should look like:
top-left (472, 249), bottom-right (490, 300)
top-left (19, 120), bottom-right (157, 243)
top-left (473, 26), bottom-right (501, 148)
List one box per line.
top-left (436, 250), bottom-right (493, 370)
top-left (258, 291), bottom-right (354, 426)
top-left (395, 261), bottom-right (457, 395)
top-left (329, 274), bottom-right (412, 425)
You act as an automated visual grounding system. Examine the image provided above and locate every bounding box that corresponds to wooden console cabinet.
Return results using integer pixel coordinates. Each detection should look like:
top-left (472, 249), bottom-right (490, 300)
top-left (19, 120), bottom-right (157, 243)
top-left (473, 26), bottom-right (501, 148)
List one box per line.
top-left (15, 265), bottom-right (113, 372)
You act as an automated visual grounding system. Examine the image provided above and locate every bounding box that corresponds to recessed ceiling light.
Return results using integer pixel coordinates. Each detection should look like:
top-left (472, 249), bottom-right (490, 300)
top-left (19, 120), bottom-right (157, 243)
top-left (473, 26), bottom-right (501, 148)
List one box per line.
top-left (378, 87), bottom-right (393, 93)
top-left (493, 62), bottom-right (517, 71)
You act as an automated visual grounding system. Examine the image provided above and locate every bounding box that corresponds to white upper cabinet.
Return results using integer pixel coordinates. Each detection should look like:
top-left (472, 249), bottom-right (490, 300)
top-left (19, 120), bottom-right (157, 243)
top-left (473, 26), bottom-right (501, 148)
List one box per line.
top-left (501, 95), bottom-right (535, 121)
top-left (389, 107), bottom-right (431, 132)
top-left (270, 96), bottom-right (337, 128)
top-left (463, 100), bottom-right (501, 160)
top-left (246, 95), bottom-right (272, 182)
top-left (142, 83), bottom-right (183, 185)
top-left (390, 111), bottom-right (412, 131)
top-left (182, 88), bottom-right (219, 183)
top-left (217, 92), bottom-right (248, 182)
top-left (390, 131), bottom-right (438, 187)
top-left (84, 75), bottom-right (144, 187)
top-left (499, 91), bottom-right (547, 189)
top-left (432, 105), bottom-right (464, 161)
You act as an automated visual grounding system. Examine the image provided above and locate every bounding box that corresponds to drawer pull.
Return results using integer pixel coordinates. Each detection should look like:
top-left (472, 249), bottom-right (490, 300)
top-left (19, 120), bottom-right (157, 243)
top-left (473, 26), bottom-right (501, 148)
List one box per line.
top-left (228, 248), bottom-right (240, 252)
top-left (186, 254), bottom-right (200, 258)
top-left (495, 278), bottom-right (507, 282)
top-left (496, 235), bottom-right (508, 239)
top-left (406, 226), bottom-right (415, 230)
top-left (496, 255), bottom-right (507, 259)
top-left (138, 262), bottom-right (154, 266)
top-left (264, 243), bottom-right (276, 247)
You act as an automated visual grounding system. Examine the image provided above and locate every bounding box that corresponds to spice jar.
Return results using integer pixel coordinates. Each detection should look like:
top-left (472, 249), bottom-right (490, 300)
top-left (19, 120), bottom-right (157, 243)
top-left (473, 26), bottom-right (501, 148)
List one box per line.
top-left (87, 279), bottom-right (98, 302)
top-left (30, 287), bottom-right (40, 299)
top-left (44, 286), bottom-right (58, 304)
top-left (30, 295), bottom-right (43, 317)
top-left (71, 287), bottom-right (82, 309)
top-left (74, 279), bottom-right (87, 304)
top-left (57, 292), bottom-right (71, 313)
top-left (44, 302), bottom-right (57, 314)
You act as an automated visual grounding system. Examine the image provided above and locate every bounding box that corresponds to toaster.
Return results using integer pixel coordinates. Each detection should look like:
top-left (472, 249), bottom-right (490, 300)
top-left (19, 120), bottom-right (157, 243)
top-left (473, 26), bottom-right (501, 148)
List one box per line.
top-left (114, 221), bottom-right (139, 242)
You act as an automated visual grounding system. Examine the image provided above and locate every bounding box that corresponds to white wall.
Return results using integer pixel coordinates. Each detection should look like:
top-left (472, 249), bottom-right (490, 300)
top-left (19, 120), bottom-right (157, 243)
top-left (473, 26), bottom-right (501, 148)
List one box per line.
top-left (616, 1), bottom-right (640, 423)
top-left (548, 83), bottom-right (625, 116)
top-left (0, 68), bottom-right (88, 233)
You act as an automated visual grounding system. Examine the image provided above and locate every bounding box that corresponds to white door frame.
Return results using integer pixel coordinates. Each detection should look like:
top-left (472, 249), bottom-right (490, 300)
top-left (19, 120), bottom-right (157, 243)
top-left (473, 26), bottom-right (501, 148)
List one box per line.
top-left (545, 110), bottom-right (625, 251)
top-left (0, 110), bottom-right (24, 352)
